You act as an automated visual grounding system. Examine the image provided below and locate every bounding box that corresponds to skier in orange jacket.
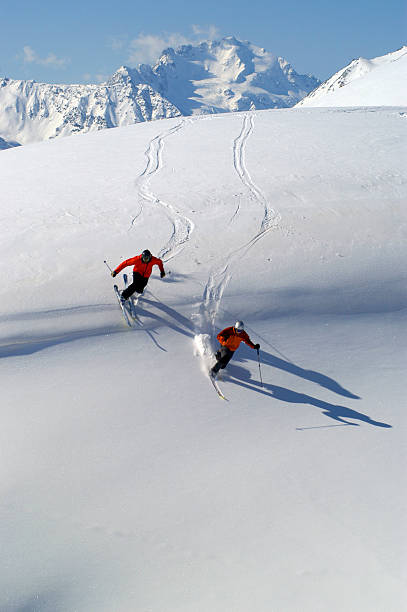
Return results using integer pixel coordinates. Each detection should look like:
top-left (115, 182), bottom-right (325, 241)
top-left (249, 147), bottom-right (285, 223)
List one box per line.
top-left (111, 249), bottom-right (165, 301)
top-left (210, 321), bottom-right (260, 378)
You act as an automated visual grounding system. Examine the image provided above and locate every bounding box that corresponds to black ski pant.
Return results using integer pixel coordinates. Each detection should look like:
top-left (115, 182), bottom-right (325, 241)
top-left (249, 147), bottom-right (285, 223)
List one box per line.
top-left (122, 272), bottom-right (148, 300)
top-left (211, 346), bottom-right (234, 374)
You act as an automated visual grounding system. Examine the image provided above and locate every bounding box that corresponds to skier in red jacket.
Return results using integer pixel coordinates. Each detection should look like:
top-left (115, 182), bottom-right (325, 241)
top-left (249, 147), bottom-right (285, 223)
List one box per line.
top-left (111, 249), bottom-right (165, 301)
top-left (210, 321), bottom-right (260, 378)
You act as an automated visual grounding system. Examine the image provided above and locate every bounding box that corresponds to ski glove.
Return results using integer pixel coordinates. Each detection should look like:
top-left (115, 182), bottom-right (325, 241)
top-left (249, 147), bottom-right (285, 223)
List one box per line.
top-left (111, 271), bottom-right (117, 278)
top-left (160, 271), bottom-right (166, 278)
top-left (254, 343), bottom-right (260, 350)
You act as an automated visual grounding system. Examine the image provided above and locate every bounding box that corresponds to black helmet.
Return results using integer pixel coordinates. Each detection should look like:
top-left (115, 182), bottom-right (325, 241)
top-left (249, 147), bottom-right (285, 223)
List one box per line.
top-left (234, 320), bottom-right (244, 332)
top-left (141, 249), bottom-right (152, 263)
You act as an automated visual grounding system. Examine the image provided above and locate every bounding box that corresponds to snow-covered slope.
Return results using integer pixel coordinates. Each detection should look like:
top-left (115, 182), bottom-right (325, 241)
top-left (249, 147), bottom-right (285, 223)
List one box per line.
top-left (297, 46), bottom-right (407, 107)
top-left (0, 107), bottom-right (406, 611)
top-left (0, 37), bottom-right (319, 145)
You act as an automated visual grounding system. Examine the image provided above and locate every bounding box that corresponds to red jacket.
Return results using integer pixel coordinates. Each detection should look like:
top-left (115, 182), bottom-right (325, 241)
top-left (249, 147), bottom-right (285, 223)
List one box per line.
top-left (114, 254), bottom-right (164, 278)
top-left (217, 326), bottom-right (256, 352)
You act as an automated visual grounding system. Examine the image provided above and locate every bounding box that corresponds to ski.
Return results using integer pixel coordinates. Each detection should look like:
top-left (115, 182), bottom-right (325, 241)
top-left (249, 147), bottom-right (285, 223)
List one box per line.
top-left (123, 274), bottom-right (143, 326)
top-left (209, 374), bottom-right (228, 401)
top-left (113, 284), bottom-right (133, 328)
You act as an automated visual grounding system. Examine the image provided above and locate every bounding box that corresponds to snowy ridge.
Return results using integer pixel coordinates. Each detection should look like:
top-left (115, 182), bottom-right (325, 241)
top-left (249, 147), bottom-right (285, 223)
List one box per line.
top-left (0, 36), bottom-right (319, 146)
top-left (297, 46), bottom-right (407, 107)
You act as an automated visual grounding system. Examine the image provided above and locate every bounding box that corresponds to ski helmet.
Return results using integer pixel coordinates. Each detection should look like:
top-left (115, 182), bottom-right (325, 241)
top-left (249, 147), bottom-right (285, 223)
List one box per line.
top-left (141, 249), bottom-right (152, 262)
top-left (234, 320), bottom-right (245, 332)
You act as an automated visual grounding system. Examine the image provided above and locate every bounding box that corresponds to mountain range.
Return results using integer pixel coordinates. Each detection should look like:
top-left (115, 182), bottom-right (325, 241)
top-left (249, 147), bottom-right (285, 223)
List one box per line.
top-left (0, 37), bottom-right (319, 146)
top-left (1, 39), bottom-right (405, 149)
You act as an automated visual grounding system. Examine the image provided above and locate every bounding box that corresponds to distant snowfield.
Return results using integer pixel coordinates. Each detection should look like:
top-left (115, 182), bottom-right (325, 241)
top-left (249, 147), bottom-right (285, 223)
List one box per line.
top-left (1, 108), bottom-right (406, 611)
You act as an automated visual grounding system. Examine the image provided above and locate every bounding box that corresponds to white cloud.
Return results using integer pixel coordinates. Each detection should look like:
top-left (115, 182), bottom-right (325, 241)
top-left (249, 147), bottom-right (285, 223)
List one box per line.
top-left (127, 25), bottom-right (222, 66)
top-left (107, 35), bottom-right (128, 52)
top-left (127, 33), bottom-right (191, 65)
top-left (95, 73), bottom-right (109, 83)
top-left (191, 24), bottom-right (220, 40)
top-left (23, 46), bottom-right (36, 63)
top-left (22, 46), bottom-right (69, 68)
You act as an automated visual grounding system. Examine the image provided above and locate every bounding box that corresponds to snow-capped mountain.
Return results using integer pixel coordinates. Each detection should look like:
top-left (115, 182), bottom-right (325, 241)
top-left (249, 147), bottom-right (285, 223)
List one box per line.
top-left (0, 37), bottom-right (319, 145)
top-left (130, 37), bottom-right (319, 115)
top-left (297, 46), bottom-right (407, 107)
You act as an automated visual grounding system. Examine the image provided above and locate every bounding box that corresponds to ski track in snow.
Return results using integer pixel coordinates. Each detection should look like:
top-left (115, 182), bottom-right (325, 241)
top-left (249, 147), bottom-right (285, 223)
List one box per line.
top-left (233, 113), bottom-right (278, 232)
top-left (197, 114), bottom-right (281, 344)
top-left (131, 119), bottom-right (194, 262)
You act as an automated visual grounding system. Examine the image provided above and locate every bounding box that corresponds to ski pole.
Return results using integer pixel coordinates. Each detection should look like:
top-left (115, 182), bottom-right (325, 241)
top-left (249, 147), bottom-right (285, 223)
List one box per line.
top-left (104, 260), bottom-right (113, 273)
top-left (257, 348), bottom-right (263, 388)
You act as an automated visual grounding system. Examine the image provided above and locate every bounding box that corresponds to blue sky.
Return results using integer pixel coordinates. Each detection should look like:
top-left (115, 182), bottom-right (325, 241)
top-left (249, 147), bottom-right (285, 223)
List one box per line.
top-left (1, 0), bottom-right (405, 84)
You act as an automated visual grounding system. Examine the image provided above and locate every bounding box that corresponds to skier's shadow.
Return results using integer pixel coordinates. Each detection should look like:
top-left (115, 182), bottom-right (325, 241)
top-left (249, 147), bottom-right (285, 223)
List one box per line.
top-left (246, 347), bottom-right (360, 400)
top-left (136, 297), bottom-right (195, 338)
top-left (225, 363), bottom-right (391, 428)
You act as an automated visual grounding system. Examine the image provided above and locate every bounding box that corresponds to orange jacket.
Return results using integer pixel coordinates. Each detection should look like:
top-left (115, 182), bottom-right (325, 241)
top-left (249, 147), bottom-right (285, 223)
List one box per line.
top-left (217, 326), bottom-right (256, 352)
top-left (114, 254), bottom-right (164, 278)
